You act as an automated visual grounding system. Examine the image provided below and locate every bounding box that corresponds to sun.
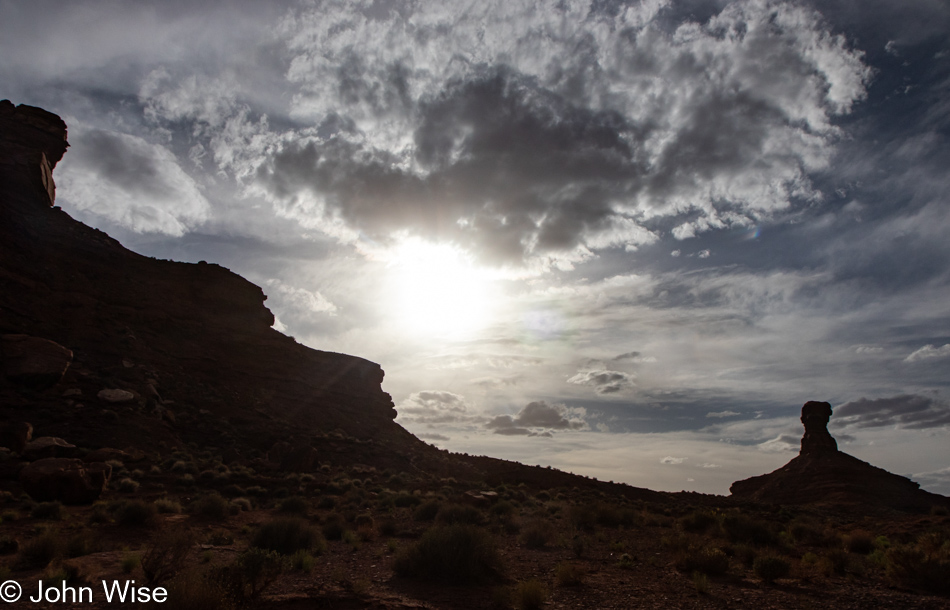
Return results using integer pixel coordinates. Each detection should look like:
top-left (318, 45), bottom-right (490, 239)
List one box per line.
top-left (387, 239), bottom-right (496, 338)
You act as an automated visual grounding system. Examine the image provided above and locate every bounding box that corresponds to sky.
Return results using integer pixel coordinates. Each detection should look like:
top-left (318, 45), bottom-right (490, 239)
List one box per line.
top-left (2, 0), bottom-right (949, 495)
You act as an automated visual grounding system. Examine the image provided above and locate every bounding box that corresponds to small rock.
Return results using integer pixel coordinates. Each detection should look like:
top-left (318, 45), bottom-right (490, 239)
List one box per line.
top-left (83, 448), bottom-right (131, 463)
top-left (97, 388), bottom-right (135, 403)
top-left (62, 388), bottom-right (82, 397)
top-left (122, 359), bottom-right (134, 368)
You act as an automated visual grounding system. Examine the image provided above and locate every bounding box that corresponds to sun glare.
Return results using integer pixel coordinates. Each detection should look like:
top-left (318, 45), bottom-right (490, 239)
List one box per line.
top-left (388, 239), bottom-right (496, 338)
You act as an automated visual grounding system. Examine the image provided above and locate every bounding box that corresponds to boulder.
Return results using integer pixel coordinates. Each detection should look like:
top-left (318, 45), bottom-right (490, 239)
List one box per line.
top-left (0, 421), bottom-right (33, 453)
top-left (19, 458), bottom-right (111, 504)
top-left (22, 436), bottom-right (77, 459)
top-left (82, 448), bottom-right (132, 463)
top-left (1, 334), bottom-right (72, 388)
top-left (97, 388), bottom-right (136, 403)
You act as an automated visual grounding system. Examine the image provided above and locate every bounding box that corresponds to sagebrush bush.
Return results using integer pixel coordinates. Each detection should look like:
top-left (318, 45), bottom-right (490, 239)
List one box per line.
top-left (515, 579), bottom-right (547, 610)
top-left (193, 494), bottom-right (229, 521)
top-left (115, 500), bottom-right (158, 527)
top-left (436, 504), bottom-right (482, 525)
top-left (680, 510), bottom-right (718, 534)
top-left (154, 498), bottom-right (182, 514)
top-left (845, 530), bottom-right (875, 555)
top-left (211, 547), bottom-right (286, 601)
top-left (519, 520), bottom-right (553, 549)
top-left (322, 514), bottom-right (345, 541)
top-left (152, 573), bottom-right (234, 610)
top-left (413, 500), bottom-right (441, 522)
top-left (142, 527), bottom-right (195, 585)
top-left (723, 514), bottom-right (778, 547)
top-left (393, 525), bottom-right (504, 584)
top-left (277, 496), bottom-right (309, 515)
top-left (675, 546), bottom-right (729, 576)
top-left (15, 531), bottom-right (63, 569)
top-left (885, 534), bottom-right (950, 594)
top-left (753, 554), bottom-right (790, 583)
top-left (253, 517), bottom-right (325, 556)
top-left (31, 501), bottom-right (65, 520)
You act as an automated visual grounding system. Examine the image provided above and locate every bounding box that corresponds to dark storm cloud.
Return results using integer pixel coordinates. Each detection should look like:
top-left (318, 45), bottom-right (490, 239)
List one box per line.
top-left (486, 400), bottom-right (587, 435)
top-left (834, 395), bottom-right (950, 430)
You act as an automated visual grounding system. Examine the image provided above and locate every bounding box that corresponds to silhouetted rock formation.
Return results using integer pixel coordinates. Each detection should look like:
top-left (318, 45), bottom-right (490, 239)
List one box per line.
top-left (730, 401), bottom-right (950, 512)
top-left (799, 400), bottom-right (837, 454)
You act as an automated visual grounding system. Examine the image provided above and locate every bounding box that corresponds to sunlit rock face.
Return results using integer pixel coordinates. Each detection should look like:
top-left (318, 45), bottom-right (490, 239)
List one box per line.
top-left (730, 401), bottom-right (950, 513)
top-left (800, 400), bottom-right (837, 455)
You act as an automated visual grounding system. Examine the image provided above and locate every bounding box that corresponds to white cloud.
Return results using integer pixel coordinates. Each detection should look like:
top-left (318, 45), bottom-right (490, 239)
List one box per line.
top-left (660, 456), bottom-right (687, 465)
top-left (905, 343), bottom-right (950, 362)
top-left (58, 126), bottom-right (209, 235)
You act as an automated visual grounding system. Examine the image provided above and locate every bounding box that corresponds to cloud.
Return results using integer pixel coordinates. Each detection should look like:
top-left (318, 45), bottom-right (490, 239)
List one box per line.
top-left (397, 390), bottom-right (473, 424)
top-left (486, 400), bottom-right (587, 436)
top-left (132, 0), bottom-right (871, 269)
top-left (905, 343), bottom-right (950, 362)
top-left (58, 127), bottom-right (209, 235)
top-left (417, 433), bottom-right (450, 442)
top-left (912, 466), bottom-right (950, 496)
top-left (706, 411), bottom-right (740, 419)
top-left (834, 395), bottom-right (950, 430)
top-left (265, 279), bottom-right (337, 315)
top-left (611, 351), bottom-right (657, 363)
top-left (660, 456), bottom-right (686, 464)
top-left (757, 434), bottom-right (800, 452)
top-left (567, 370), bottom-right (635, 395)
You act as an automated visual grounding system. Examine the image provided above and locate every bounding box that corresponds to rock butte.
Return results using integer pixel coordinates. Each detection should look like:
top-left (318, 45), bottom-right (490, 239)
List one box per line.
top-left (730, 401), bottom-right (949, 512)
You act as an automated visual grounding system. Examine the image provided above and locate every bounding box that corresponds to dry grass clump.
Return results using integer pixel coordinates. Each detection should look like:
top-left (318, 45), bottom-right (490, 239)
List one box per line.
top-left (142, 527), bottom-right (196, 585)
top-left (31, 501), bottom-right (65, 520)
top-left (393, 524), bottom-right (504, 584)
top-left (885, 532), bottom-right (950, 594)
top-left (193, 493), bottom-right (229, 521)
top-left (15, 530), bottom-right (63, 569)
top-left (519, 519), bottom-right (554, 549)
top-left (436, 503), bottom-right (483, 525)
top-left (514, 579), bottom-right (547, 610)
top-left (114, 499), bottom-right (159, 527)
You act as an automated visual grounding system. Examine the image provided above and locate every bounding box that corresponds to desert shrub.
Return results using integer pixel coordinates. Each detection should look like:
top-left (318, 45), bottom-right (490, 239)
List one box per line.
top-left (675, 546), bottom-right (729, 576)
top-left (321, 514), bottom-right (345, 541)
top-left (291, 549), bottom-right (315, 572)
top-left (142, 527), bottom-right (196, 585)
top-left (680, 510), bottom-right (718, 534)
top-left (121, 553), bottom-right (141, 574)
top-left (572, 535), bottom-right (587, 558)
top-left (885, 534), bottom-right (950, 594)
top-left (153, 573), bottom-right (234, 610)
top-left (0, 535), bottom-right (18, 555)
top-left (16, 531), bottom-right (64, 569)
top-left (193, 493), bottom-right (229, 521)
top-left (596, 503), bottom-right (637, 528)
top-left (722, 514), bottom-right (778, 547)
top-left (66, 532), bottom-right (100, 557)
top-left (825, 548), bottom-right (849, 575)
top-left (252, 517), bottom-right (324, 556)
top-left (788, 520), bottom-right (836, 546)
top-left (154, 498), bottom-right (182, 514)
top-left (211, 547), bottom-right (286, 601)
top-left (515, 579), bottom-right (546, 610)
top-left (436, 503), bottom-right (483, 525)
top-left (277, 496), bottom-right (309, 515)
top-left (208, 531), bottom-right (235, 546)
top-left (693, 571), bottom-right (710, 594)
top-left (519, 520), bottom-right (553, 549)
top-left (733, 543), bottom-right (757, 568)
top-left (393, 525), bottom-right (504, 584)
top-left (753, 554), bottom-right (790, 583)
top-left (845, 530), bottom-right (875, 555)
top-left (490, 501), bottom-right (516, 519)
top-left (115, 500), bottom-right (158, 527)
top-left (31, 501), bottom-right (65, 520)
top-left (568, 504), bottom-right (597, 531)
top-left (316, 496), bottom-right (336, 510)
top-left (116, 477), bottom-right (140, 492)
top-left (393, 492), bottom-right (421, 507)
top-left (554, 561), bottom-right (585, 587)
top-left (413, 500), bottom-right (441, 522)
top-left (379, 519), bottom-right (397, 537)
top-left (354, 513), bottom-right (374, 528)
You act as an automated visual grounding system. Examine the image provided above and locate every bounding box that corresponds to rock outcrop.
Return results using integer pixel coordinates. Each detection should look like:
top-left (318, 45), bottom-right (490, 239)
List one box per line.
top-left (730, 401), bottom-right (950, 512)
top-left (0, 100), bottom-right (405, 456)
top-left (19, 458), bottom-right (111, 505)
